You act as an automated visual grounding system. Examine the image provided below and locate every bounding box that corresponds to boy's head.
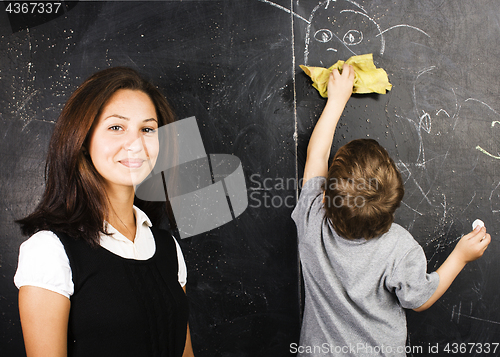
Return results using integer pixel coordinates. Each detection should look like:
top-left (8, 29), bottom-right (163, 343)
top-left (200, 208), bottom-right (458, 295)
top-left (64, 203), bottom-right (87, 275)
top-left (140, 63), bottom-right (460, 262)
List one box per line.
top-left (324, 139), bottom-right (404, 240)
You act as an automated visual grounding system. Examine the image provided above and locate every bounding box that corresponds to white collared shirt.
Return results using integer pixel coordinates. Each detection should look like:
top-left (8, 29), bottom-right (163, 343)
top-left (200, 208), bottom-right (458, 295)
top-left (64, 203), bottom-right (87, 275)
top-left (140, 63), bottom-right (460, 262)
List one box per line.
top-left (14, 206), bottom-right (187, 298)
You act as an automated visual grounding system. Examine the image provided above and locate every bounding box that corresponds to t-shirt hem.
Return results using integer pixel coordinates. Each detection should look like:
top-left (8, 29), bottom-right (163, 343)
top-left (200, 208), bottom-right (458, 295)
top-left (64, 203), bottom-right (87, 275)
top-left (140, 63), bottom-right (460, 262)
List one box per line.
top-left (402, 271), bottom-right (440, 309)
top-left (15, 282), bottom-right (71, 299)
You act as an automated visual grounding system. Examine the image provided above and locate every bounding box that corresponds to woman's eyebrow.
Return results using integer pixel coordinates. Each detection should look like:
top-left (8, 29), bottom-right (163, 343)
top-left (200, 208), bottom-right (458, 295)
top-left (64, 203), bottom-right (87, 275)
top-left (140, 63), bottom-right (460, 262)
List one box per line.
top-left (104, 114), bottom-right (157, 123)
top-left (104, 114), bottom-right (129, 121)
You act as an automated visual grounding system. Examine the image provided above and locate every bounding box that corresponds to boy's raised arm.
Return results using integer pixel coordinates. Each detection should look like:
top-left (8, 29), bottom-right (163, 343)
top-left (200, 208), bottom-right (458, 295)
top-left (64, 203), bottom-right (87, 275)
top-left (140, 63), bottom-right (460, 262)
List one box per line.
top-left (302, 65), bottom-right (354, 186)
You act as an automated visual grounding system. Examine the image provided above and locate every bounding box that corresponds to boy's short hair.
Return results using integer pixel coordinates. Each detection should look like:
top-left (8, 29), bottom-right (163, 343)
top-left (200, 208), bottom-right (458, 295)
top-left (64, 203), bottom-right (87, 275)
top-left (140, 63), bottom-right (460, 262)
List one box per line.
top-left (324, 139), bottom-right (404, 240)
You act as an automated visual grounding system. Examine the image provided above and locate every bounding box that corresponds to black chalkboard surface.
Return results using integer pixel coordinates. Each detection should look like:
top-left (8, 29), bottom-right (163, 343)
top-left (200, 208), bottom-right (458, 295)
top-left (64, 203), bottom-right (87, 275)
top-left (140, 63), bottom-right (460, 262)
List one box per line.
top-left (1, 1), bottom-right (499, 356)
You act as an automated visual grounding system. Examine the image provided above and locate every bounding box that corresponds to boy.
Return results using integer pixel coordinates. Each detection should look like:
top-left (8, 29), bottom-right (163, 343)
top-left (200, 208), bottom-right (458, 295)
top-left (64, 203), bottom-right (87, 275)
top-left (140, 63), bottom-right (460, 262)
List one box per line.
top-left (292, 64), bottom-right (491, 356)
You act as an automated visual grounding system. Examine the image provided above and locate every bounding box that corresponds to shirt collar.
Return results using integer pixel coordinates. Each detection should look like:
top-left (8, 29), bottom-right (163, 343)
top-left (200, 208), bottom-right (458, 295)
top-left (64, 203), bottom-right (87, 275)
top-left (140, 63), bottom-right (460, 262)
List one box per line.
top-left (103, 205), bottom-right (152, 243)
top-left (133, 205), bottom-right (152, 228)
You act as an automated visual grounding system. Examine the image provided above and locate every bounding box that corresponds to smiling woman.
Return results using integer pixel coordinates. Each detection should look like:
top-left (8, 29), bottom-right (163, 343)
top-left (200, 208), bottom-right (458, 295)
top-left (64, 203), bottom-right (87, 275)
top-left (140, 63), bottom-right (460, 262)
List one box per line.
top-left (14, 67), bottom-right (194, 357)
top-left (89, 89), bottom-right (160, 191)
top-left (17, 67), bottom-right (176, 246)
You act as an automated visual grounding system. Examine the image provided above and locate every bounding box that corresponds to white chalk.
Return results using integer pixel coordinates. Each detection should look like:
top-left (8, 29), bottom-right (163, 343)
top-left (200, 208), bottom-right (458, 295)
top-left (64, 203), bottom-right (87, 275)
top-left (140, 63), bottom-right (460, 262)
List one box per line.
top-left (472, 219), bottom-right (484, 230)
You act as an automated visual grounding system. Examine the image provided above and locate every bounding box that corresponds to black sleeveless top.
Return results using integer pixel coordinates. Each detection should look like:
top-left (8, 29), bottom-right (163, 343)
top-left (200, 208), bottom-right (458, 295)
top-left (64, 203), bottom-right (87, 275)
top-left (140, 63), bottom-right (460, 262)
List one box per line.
top-left (56, 228), bottom-right (188, 357)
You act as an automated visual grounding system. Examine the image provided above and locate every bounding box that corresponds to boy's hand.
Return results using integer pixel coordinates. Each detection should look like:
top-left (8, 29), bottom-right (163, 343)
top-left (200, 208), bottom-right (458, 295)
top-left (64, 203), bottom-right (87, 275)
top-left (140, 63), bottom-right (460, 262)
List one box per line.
top-left (453, 226), bottom-right (491, 263)
top-left (415, 225), bottom-right (491, 312)
top-left (327, 64), bottom-right (355, 105)
top-left (414, 225), bottom-right (491, 311)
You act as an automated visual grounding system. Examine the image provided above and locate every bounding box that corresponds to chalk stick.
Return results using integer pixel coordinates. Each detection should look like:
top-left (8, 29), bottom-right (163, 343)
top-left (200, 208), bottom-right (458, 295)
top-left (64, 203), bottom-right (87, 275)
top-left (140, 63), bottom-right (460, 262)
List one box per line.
top-left (472, 219), bottom-right (484, 230)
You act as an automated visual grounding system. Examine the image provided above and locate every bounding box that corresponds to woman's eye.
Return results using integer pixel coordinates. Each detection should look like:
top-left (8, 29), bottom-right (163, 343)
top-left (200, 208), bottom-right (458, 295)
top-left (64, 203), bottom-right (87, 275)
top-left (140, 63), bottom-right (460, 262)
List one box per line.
top-left (142, 127), bottom-right (157, 134)
top-left (109, 125), bottom-right (123, 131)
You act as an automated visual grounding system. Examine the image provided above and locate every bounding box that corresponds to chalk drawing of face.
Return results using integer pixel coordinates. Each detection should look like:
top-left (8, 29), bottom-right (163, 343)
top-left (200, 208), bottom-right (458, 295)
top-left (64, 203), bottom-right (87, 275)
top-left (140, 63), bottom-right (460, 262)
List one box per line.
top-left (413, 67), bottom-right (459, 138)
top-left (412, 67), bottom-right (500, 162)
top-left (304, 0), bottom-right (384, 66)
top-left (259, 0), bottom-right (429, 67)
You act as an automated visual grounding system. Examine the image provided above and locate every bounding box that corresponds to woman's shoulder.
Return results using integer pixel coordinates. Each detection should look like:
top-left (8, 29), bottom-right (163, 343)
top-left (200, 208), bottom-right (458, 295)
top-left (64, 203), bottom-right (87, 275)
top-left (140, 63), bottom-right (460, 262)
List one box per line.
top-left (15, 230), bottom-right (73, 298)
top-left (18, 230), bottom-right (71, 274)
top-left (150, 228), bottom-right (188, 288)
top-left (20, 230), bottom-right (66, 250)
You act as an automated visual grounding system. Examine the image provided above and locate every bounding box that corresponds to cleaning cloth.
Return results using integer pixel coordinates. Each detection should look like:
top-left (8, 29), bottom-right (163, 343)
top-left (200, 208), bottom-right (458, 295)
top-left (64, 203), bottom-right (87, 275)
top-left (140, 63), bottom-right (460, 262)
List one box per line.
top-left (300, 53), bottom-right (392, 98)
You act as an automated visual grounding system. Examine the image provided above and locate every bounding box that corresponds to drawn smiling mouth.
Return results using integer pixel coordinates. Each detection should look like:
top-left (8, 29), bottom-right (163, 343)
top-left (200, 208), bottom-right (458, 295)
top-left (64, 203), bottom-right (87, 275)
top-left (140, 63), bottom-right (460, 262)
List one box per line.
top-left (475, 121), bottom-right (500, 159)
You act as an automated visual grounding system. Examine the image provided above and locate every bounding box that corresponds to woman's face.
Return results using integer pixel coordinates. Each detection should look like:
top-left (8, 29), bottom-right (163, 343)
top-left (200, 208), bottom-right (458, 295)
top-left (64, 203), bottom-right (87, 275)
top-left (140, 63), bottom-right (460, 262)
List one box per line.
top-left (88, 89), bottom-right (159, 191)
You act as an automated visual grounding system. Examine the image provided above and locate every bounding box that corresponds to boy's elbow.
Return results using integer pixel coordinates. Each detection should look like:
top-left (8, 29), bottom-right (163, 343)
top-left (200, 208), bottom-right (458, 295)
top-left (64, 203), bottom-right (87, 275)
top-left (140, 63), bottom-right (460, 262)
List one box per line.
top-left (306, 148), bottom-right (329, 165)
top-left (413, 305), bottom-right (427, 312)
top-left (413, 301), bottom-right (432, 312)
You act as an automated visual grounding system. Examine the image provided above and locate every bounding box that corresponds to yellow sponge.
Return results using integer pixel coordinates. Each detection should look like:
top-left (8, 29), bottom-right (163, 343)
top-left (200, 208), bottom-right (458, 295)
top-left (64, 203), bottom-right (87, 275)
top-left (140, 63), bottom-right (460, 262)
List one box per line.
top-left (300, 53), bottom-right (392, 98)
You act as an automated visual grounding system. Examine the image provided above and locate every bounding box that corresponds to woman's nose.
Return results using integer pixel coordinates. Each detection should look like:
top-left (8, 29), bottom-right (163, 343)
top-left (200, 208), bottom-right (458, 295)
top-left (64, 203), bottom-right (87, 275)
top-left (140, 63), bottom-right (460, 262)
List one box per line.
top-left (123, 132), bottom-right (143, 153)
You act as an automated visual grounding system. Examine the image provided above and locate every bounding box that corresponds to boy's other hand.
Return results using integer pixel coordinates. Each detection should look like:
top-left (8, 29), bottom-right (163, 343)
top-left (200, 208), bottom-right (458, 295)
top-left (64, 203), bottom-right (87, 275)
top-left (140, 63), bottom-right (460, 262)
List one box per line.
top-left (327, 64), bottom-right (355, 105)
top-left (454, 226), bottom-right (491, 263)
top-left (415, 225), bottom-right (491, 312)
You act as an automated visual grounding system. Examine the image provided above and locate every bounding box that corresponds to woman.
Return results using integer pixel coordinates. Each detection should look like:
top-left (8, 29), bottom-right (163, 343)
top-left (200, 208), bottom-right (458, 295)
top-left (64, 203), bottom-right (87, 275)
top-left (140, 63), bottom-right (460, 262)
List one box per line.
top-left (14, 67), bottom-right (194, 357)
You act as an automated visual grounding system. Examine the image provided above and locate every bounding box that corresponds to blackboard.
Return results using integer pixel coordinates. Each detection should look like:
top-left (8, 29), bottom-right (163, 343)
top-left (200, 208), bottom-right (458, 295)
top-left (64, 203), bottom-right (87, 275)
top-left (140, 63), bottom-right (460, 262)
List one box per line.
top-left (1, 1), bottom-right (499, 356)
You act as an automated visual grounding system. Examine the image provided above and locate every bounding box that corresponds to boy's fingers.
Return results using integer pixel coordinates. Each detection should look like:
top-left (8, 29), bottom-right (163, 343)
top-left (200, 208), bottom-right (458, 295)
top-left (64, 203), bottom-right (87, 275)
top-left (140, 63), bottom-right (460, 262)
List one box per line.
top-left (342, 64), bottom-right (353, 75)
top-left (347, 65), bottom-right (355, 79)
top-left (477, 234), bottom-right (490, 256)
top-left (473, 232), bottom-right (490, 255)
top-left (466, 226), bottom-right (486, 241)
top-left (479, 233), bottom-right (491, 246)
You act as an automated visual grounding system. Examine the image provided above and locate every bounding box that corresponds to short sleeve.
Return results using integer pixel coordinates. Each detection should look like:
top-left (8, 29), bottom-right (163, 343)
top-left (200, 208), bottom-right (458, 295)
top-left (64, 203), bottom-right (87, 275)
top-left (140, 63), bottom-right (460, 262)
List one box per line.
top-left (173, 237), bottom-right (187, 287)
top-left (14, 231), bottom-right (73, 298)
top-left (387, 245), bottom-right (439, 309)
top-left (291, 176), bottom-right (326, 237)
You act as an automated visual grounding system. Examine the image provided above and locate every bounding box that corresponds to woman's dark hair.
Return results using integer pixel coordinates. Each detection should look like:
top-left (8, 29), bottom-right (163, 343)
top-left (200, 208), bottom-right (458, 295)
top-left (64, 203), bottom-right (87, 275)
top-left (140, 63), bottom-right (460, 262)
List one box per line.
top-left (16, 67), bottom-right (177, 246)
top-left (324, 139), bottom-right (404, 240)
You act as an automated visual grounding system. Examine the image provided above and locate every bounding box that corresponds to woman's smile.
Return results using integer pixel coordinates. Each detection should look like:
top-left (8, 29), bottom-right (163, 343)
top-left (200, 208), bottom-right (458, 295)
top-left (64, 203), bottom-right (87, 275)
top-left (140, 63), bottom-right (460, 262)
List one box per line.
top-left (119, 158), bottom-right (146, 169)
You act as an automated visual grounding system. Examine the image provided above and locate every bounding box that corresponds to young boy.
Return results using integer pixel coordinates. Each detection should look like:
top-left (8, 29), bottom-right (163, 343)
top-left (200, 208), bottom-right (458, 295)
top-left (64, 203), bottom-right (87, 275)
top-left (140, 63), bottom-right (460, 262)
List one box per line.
top-left (292, 64), bottom-right (491, 356)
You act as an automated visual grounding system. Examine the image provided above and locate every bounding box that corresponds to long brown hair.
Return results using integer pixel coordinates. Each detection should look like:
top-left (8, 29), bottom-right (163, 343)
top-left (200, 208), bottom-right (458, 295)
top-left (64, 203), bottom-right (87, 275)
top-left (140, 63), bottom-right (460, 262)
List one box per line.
top-left (17, 67), bottom-right (177, 246)
top-left (324, 139), bottom-right (404, 240)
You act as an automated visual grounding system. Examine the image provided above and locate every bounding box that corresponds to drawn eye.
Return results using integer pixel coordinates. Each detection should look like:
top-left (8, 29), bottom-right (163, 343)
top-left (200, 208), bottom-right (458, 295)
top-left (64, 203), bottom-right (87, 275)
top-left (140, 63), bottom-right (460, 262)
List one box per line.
top-left (343, 30), bottom-right (363, 46)
top-left (314, 29), bottom-right (333, 43)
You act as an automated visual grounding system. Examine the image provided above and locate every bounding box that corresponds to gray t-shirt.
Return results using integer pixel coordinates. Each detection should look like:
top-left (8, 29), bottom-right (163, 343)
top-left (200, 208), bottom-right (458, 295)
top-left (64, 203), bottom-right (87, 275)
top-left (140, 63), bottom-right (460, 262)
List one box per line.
top-left (292, 176), bottom-right (439, 357)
